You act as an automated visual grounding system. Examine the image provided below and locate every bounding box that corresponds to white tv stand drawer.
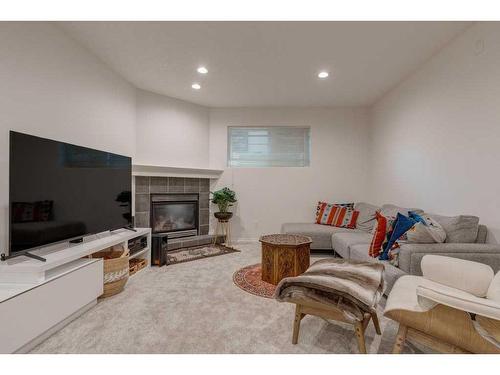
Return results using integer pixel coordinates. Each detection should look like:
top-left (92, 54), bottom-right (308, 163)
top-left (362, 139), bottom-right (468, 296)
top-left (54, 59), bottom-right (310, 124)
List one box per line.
top-left (0, 258), bottom-right (103, 353)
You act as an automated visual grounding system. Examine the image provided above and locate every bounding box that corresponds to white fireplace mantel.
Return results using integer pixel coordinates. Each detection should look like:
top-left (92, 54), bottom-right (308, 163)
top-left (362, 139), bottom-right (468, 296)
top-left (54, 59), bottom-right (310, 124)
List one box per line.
top-left (132, 164), bottom-right (224, 179)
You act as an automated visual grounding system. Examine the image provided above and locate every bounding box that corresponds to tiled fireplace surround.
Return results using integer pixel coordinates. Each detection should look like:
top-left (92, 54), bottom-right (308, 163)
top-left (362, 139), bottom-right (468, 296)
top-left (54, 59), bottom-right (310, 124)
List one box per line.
top-left (134, 176), bottom-right (210, 236)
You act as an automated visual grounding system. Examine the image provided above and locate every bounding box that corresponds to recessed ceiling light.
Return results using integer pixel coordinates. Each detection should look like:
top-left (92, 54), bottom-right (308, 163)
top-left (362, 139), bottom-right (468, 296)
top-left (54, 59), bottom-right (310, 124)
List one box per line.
top-left (191, 83), bottom-right (201, 90)
top-left (197, 66), bottom-right (208, 74)
top-left (318, 71), bottom-right (329, 79)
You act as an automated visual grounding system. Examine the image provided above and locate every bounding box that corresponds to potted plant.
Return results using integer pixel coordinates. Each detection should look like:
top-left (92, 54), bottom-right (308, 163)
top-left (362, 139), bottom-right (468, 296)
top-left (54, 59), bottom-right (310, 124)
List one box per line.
top-left (211, 187), bottom-right (237, 221)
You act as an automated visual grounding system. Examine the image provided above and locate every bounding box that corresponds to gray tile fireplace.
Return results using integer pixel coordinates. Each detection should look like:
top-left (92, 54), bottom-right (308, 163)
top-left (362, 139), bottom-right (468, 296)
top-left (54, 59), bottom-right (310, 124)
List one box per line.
top-left (134, 176), bottom-right (210, 235)
top-left (151, 193), bottom-right (199, 237)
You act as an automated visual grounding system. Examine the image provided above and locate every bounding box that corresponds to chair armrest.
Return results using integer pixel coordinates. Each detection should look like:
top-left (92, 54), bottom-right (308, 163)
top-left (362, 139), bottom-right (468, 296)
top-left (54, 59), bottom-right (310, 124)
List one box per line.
top-left (397, 243), bottom-right (500, 275)
top-left (417, 284), bottom-right (500, 321)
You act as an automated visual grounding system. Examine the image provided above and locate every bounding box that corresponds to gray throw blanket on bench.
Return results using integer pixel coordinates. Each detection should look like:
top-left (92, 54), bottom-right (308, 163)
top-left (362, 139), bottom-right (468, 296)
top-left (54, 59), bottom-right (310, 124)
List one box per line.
top-left (274, 258), bottom-right (385, 322)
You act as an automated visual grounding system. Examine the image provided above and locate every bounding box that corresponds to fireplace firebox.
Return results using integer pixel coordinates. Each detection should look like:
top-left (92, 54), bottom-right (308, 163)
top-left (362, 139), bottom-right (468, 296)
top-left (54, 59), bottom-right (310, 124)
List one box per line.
top-left (150, 194), bottom-right (199, 238)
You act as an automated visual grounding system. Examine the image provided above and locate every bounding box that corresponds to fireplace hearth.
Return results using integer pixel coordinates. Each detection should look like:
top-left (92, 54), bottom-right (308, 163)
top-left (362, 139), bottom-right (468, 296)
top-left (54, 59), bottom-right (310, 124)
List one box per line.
top-left (150, 193), bottom-right (199, 238)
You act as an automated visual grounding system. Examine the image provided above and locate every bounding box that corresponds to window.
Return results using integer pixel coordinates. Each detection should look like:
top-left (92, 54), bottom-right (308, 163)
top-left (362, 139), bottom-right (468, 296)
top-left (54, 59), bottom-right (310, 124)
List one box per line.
top-left (227, 126), bottom-right (310, 167)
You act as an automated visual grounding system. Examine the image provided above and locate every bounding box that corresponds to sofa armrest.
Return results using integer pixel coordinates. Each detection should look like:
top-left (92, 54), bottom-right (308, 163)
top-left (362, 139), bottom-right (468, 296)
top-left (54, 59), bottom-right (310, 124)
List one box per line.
top-left (398, 243), bottom-right (500, 275)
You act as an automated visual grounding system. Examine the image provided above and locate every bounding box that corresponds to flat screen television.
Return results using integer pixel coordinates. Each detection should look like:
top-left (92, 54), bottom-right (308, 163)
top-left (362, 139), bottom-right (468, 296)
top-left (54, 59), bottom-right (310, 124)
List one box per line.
top-left (9, 131), bottom-right (132, 255)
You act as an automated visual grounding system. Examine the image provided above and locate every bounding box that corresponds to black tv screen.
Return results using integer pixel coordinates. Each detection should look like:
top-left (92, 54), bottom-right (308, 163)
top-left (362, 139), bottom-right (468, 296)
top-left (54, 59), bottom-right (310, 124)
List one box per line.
top-left (9, 131), bottom-right (132, 254)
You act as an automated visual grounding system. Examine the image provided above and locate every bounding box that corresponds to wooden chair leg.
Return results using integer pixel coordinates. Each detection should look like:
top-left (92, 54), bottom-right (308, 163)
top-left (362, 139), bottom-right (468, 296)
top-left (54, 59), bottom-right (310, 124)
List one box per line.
top-left (355, 320), bottom-right (367, 354)
top-left (362, 313), bottom-right (371, 331)
top-left (371, 311), bottom-right (382, 335)
top-left (392, 324), bottom-right (408, 354)
top-left (292, 304), bottom-right (305, 344)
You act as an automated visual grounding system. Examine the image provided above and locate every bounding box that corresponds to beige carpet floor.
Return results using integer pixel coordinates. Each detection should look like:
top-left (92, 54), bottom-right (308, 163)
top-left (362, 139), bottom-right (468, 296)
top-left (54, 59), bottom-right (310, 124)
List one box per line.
top-left (30, 243), bottom-right (428, 354)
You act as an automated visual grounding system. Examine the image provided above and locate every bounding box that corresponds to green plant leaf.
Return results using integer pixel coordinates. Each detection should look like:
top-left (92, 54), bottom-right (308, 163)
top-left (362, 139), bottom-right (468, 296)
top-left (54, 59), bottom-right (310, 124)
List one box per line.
top-left (210, 187), bottom-right (237, 212)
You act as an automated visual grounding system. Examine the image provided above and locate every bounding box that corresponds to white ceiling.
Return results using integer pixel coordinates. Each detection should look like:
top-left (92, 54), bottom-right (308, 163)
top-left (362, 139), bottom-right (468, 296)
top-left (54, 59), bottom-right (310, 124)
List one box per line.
top-left (59, 21), bottom-right (471, 108)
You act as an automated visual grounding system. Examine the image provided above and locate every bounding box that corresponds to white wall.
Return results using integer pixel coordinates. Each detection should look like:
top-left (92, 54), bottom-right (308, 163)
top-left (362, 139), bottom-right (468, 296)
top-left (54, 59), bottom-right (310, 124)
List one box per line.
top-left (5, 21), bottom-right (499, 248)
top-left (369, 22), bottom-right (500, 242)
top-left (209, 107), bottom-right (370, 241)
top-left (0, 22), bottom-right (136, 250)
top-left (135, 89), bottom-right (210, 168)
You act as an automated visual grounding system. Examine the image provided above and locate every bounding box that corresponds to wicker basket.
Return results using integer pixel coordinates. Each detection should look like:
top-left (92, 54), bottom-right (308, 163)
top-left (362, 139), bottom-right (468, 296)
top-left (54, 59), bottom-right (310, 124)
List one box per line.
top-left (91, 245), bottom-right (129, 298)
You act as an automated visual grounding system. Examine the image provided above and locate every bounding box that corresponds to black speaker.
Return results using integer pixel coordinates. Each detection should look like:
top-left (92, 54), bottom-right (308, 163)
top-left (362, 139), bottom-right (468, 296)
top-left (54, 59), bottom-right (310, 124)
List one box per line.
top-left (152, 233), bottom-right (168, 266)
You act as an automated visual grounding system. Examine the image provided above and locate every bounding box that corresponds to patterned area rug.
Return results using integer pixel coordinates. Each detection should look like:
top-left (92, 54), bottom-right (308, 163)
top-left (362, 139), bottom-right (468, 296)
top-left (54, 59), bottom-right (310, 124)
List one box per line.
top-left (233, 263), bottom-right (277, 298)
top-left (167, 244), bottom-right (239, 265)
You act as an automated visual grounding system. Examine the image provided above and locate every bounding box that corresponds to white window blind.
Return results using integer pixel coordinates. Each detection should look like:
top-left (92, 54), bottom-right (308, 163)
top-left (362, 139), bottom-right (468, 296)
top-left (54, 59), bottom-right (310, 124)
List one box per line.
top-left (227, 126), bottom-right (310, 167)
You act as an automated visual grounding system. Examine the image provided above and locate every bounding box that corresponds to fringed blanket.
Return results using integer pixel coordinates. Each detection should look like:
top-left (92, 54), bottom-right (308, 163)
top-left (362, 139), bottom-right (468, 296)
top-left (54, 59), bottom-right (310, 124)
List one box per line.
top-left (274, 258), bottom-right (385, 322)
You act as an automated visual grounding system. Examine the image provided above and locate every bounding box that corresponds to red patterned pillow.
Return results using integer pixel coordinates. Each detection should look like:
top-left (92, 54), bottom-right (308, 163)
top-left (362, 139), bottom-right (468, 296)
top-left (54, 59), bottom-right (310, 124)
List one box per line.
top-left (315, 201), bottom-right (359, 229)
top-left (369, 212), bottom-right (395, 258)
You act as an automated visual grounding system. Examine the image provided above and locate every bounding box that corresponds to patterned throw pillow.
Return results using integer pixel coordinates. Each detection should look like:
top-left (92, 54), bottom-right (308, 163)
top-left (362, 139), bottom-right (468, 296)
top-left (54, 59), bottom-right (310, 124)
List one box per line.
top-left (315, 201), bottom-right (359, 228)
top-left (338, 203), bottom-right (355, 208)
top-left (406, 214), bottom-right (446, 243)
top-left (369, 212), bottom-right (395, 258)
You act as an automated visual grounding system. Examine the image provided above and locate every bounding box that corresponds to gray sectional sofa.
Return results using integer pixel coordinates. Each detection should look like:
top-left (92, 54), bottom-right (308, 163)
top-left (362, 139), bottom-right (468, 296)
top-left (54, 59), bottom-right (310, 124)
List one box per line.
top-left (281, 203), bottom-right (500, 293)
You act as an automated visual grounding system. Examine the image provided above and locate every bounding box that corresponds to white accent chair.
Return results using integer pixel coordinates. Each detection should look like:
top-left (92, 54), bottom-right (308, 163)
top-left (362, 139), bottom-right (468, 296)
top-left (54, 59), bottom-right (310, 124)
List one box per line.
top-left (384, 255), bottom-right (500, 353)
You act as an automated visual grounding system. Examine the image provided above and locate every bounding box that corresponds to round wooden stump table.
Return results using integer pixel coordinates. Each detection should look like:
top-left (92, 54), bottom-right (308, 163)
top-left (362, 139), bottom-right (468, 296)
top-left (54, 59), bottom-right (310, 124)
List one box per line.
top-left (259, 234), bottom-right (312, 286)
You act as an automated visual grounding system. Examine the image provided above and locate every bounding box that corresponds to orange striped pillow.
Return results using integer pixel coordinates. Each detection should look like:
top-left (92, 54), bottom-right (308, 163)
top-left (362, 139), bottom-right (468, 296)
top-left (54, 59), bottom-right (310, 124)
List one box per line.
top-left (315, 202), bottom-right (359, 228)
top-left (369, 212), bottom-right (395, 258)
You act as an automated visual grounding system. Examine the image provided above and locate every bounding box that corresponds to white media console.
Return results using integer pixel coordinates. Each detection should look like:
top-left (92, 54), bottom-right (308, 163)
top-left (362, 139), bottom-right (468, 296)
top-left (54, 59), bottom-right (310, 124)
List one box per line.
top-left (0, 227), bottom-right (151, 353)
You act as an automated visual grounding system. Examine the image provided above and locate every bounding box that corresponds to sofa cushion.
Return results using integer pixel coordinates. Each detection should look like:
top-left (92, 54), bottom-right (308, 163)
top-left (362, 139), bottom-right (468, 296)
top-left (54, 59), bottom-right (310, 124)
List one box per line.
top-left (477, 224), bottom-right (488, 244)
top-left (383, 263), bottom-right (408, 295)
top-left (354, 202), bottom-right (380, 232)
top-left (350, 244), bottom-right (374, 262)
top-left (331, 231), bottom-right (373, 259)
top-left (431, 214), bottom-right (479, 243)
top-left (281, 223), bottom-right (359, 250)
